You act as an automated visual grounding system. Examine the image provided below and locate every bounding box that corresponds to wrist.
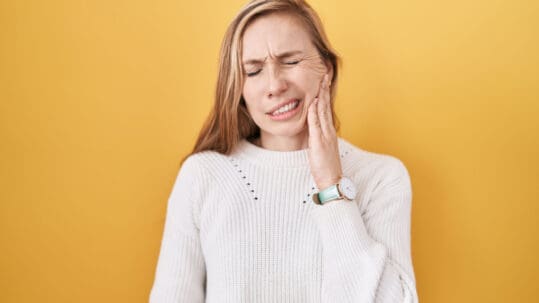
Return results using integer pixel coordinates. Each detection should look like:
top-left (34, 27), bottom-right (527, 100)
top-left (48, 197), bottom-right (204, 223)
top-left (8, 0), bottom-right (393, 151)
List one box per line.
top-left (316, 176), bottom-right (341, 190)
top-left (313, 176), bottom-right (357, 205)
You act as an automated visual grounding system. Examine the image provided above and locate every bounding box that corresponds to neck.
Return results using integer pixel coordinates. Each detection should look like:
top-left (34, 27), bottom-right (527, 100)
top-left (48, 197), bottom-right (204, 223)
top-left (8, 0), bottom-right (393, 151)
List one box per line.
top-left (254, 129), bottom-right (309, 151)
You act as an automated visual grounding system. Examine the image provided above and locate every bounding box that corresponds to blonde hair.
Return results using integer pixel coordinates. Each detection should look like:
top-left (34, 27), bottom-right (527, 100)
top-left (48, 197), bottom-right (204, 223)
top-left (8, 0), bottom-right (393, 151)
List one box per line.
top-left (188, 0), bottom-right (341, 159)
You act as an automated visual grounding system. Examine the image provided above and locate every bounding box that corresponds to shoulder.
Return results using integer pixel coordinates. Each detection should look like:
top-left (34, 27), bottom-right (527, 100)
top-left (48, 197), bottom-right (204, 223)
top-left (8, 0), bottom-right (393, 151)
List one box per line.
top-left (167, 151), bottom-right (227, 229)
top-left (175, 149), bottom-right (237, 190)
top-left (171, 151), bottom-right (222, 196)
top-left (179, 150), bottom-right (228, 177)
top-left (337, 137), bottom-right (411, 195)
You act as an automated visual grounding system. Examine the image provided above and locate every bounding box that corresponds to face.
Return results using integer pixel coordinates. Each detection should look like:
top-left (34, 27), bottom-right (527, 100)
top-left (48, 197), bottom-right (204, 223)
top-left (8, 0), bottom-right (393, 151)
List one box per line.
top-left (241, 13), bottom-right (332, 144)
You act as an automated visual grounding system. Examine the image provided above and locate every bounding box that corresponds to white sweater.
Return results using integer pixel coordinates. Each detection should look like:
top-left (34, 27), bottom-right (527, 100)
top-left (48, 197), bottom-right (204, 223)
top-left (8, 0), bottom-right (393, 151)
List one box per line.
top-left (149, 137), bottom-right (418, 303)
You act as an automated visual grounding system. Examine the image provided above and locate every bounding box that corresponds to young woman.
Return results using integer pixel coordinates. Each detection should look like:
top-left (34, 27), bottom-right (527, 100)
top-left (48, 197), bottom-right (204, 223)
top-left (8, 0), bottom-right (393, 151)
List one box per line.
top-left (149, 0), bottom-right (418, 302)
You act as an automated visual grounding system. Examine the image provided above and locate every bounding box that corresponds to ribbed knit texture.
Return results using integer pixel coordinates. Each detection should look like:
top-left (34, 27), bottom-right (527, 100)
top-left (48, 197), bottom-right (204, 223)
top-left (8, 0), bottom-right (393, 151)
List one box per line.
top-left (149, 137), bottom-right (418, 303)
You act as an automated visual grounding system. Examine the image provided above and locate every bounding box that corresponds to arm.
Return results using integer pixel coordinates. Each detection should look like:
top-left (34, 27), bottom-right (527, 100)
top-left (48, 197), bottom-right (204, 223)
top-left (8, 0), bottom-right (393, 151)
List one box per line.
top-left (310, 158), bottom-right (418, 303)
top-left (149, 156), bottom-right (206, 303)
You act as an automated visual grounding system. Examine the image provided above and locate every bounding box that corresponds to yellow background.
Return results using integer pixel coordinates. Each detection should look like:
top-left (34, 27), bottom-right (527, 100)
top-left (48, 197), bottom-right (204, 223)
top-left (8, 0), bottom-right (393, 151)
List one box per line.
top-left (1, 0), bottom-right (538, 302)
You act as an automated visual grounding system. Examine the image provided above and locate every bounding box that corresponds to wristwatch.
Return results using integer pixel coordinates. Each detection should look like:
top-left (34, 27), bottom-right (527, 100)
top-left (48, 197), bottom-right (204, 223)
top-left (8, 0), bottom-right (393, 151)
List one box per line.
top-left (312, 176), bottom-right (357, 205)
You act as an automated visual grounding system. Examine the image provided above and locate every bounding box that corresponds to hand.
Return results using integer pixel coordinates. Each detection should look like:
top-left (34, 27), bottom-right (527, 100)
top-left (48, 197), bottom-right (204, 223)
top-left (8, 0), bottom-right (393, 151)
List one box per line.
top-left (307, 74), bottom-right (342, 190)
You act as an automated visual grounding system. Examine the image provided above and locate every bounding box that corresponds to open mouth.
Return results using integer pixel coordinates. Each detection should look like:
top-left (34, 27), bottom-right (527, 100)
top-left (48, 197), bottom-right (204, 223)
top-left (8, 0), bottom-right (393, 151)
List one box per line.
top-left (269, 99), bottom-right (300, 116)
top-left (266, 99), bottom-right (303, 121)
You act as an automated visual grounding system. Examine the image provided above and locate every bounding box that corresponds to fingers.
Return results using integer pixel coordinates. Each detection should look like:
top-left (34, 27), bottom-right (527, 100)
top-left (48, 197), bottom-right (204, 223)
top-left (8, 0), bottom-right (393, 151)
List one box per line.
top-left (308, 73), bottom-right (335, 142)
top-left (307, 97), bottom-right (322, 140)
top-left (318, 74), bottom-right (336, 137)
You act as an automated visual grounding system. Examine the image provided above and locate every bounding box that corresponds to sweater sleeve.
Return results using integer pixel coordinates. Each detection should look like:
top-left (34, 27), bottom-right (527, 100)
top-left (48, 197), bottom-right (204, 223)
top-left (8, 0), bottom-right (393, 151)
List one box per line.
top-left (149, 156), bottom-right (206, 303)
top-left (310, 157), bottom-right (418, 303)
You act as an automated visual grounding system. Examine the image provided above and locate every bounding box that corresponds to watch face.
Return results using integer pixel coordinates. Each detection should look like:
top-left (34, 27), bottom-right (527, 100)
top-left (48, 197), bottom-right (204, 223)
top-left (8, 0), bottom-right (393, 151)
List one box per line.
top-left (339, 177), bottom-right (357, 200)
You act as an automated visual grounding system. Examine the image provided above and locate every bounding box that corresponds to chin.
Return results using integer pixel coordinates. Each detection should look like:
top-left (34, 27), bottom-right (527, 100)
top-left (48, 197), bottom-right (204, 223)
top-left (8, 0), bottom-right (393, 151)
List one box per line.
top-left (263, 121), bottom-right (307, 138)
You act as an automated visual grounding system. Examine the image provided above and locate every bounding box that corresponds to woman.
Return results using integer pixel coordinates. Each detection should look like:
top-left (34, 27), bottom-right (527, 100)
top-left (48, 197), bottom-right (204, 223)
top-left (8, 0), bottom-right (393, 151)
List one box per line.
top-left (149, 0), bottom-right (418, 302)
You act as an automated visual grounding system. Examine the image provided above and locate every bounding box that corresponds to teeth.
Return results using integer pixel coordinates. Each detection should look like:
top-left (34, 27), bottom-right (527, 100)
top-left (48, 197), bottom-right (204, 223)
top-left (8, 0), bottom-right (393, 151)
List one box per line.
top-left (271, 100), bottom-right (299, 115)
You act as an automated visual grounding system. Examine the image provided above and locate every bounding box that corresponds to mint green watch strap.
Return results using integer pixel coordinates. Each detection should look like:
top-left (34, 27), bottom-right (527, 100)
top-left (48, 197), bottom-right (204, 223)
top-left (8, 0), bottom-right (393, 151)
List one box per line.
top-left (318, 184), bottom-right (340, 204)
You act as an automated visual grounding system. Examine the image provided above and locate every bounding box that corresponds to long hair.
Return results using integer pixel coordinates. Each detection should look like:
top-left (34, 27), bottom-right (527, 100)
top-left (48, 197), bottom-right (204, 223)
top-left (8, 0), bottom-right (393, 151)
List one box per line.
top-left (187, 0), bottom-right (341, 161)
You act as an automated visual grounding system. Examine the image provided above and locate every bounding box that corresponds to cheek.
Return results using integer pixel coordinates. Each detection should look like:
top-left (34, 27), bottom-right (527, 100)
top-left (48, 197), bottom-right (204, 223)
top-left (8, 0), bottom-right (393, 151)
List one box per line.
top-left (295, 74), bottom-right (323, 113)
top-left (243, 100), bottom-right (262, 118)
top-left (297, 72), bottom-right (322, 100)
top-left (242, 85), bottom-right (259, 112)
top-left (243, 80), bottom-right (265, 99)
top-left (242, 83), bottom-right (252, 102)
top-left (299, 56), bottom-right (327, 77)
top-left (296, 63), bottom-right (325, 90)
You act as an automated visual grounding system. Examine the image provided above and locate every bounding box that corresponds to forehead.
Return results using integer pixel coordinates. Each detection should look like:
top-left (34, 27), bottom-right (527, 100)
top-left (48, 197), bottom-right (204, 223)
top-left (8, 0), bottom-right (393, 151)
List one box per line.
top-left (241, 13), bottom-right (313, 60)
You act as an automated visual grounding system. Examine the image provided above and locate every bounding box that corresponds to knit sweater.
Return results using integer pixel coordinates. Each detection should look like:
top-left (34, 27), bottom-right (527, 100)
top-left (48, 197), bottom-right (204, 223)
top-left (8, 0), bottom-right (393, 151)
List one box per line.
top-left (149, 137), bottom-right (418, 303)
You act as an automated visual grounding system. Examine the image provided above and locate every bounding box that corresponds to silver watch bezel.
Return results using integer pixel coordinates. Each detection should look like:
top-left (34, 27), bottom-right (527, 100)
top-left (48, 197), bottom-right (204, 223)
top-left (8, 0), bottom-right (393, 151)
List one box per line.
top-left (337, 177), bottom-right (357, 201)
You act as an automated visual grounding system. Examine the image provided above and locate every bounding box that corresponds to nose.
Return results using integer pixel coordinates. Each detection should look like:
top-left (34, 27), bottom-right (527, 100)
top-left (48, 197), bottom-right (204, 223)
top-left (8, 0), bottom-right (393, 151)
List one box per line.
top-left (266, 64), bottom-right (288, 98)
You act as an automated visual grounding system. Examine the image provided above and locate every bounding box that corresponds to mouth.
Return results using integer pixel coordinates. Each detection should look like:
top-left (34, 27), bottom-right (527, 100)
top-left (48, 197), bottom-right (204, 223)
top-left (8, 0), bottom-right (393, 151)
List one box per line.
top-left (266, 99), bottom-right (303, 121)
top-left (266, 99), bottom-right (301, 116)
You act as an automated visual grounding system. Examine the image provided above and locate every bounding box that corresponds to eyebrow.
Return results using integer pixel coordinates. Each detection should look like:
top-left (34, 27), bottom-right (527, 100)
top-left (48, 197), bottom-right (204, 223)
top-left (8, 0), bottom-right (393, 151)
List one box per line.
top-left (242, 50), bottom-right (304, 65)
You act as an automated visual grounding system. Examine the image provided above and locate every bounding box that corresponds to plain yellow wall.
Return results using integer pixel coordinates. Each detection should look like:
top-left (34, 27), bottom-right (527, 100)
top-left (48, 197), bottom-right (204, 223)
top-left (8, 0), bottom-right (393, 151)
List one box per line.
top-left (1, 0), bottom-right (538, 302)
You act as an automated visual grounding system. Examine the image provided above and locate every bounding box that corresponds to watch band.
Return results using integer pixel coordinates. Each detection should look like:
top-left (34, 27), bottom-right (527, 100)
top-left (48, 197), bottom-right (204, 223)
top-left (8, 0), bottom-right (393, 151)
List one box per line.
top-left (312, 176), bottom-right (357, 205)
top-left (317, 184), bottom-right (340, 204)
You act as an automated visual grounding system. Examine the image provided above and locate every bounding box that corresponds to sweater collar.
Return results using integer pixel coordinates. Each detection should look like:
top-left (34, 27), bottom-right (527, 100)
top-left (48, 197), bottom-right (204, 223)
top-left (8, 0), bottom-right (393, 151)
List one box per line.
top-left (232, 137), bottom-right (347, 169)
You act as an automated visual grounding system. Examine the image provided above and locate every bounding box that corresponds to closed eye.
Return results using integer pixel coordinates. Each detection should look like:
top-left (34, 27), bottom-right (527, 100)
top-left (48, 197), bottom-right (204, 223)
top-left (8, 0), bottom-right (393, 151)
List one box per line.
top-left (245, 60), bottom-right (301, 77)
top-left (246, 70), bottom-right (261, 77)
top-left (285, 60), bottom-right (300, 65)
